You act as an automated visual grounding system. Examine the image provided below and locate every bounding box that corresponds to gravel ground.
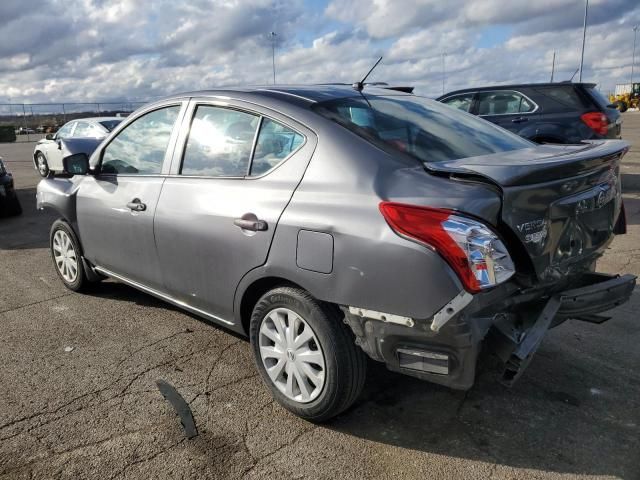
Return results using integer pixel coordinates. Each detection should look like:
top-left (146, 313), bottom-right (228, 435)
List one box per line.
top-left (0, 114), bottom-right (639, 480)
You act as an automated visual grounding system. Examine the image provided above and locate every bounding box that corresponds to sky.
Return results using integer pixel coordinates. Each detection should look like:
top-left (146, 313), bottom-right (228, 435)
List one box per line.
top-left (0, 0), bottom-right (639, 104)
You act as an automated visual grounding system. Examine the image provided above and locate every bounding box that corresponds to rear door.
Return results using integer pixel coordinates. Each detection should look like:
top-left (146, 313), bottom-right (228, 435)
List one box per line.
top-left (153, 99), bottom-right (316, 324)
top-left (439, 92), bottom-right (477, 113)
top-left (77, 103), bottom-right (186, 289)
top-left (476, 90), bottom-right (539, 137)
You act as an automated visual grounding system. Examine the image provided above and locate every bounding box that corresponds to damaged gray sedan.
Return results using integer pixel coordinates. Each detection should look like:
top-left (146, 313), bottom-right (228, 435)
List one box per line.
top-left (36, 85), bottom-right (636, 421)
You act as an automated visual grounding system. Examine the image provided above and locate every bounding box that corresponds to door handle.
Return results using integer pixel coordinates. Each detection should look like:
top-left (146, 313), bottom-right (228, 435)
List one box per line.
top-left (234, 214), bottom-right (268, 232)
top-left (126, 198), bottom-right (147, 212)
top-left (511, 117), bottom-right (529, 123)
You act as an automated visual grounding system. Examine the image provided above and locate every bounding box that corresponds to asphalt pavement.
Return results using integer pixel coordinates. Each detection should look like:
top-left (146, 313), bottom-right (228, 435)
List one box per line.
top-left (1, 116), bottom-right (639, 479)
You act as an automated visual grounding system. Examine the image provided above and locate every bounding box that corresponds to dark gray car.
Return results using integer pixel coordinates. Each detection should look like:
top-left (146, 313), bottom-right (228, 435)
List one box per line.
top-left (36, 86), bottom-right (636, 421)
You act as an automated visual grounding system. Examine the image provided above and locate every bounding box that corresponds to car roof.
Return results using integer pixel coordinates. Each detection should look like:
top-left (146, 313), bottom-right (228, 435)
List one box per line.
top-left (156, 84), bottom-right (413, 106)
top-left (438, 82), bottom-right (597, 99)
top-left (72, 117), bottom-right (123, 123)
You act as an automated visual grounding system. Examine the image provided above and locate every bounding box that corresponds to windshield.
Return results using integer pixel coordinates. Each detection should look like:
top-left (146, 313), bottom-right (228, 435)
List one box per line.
top-left (313, 95), bottom-right (532, 163)
top-left (99, 120), bottom-right (122, 132)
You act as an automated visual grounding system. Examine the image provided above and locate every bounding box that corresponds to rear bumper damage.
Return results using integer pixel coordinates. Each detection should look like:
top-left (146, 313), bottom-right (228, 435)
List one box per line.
top-left (343, 272), bottom-right (636, 390)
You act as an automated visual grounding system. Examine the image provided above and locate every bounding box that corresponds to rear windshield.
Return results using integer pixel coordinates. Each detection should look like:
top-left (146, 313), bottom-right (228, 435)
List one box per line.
top-left (99, 120), bottom-right (122, 132)
top-left (312, 95), bottom-right (532, 163)
top-left (586, 87), bottom-right (612, 110)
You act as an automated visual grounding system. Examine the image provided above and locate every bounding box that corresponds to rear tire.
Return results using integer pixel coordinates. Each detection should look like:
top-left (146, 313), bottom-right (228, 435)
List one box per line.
top-left (249, 286), bottom-right (366, 422)
top-left (35, 152), bottom-right (51, 178)
top-left (8, 196), bottom-right (22, 216)
top-left (50, 220), bottom-right (87, 292)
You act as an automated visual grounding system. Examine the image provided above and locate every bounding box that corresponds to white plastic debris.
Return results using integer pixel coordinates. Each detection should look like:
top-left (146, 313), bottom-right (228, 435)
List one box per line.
top-left (64, 346), bottom-right (74, 353)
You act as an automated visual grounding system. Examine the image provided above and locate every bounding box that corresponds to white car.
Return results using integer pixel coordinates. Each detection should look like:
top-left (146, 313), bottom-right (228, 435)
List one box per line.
top-left (33, 117), bottom-right (122, 177)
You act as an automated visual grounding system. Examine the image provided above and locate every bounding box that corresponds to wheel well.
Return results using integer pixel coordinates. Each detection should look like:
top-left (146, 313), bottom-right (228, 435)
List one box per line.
top-left (239, 276), bottom-right (303, 334)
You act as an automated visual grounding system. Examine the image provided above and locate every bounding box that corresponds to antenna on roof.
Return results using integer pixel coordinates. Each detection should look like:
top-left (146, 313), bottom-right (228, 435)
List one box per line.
top-left (353, 56), bottom-right (383, 91)
top-left (568, 67), bottom-right (579, 82)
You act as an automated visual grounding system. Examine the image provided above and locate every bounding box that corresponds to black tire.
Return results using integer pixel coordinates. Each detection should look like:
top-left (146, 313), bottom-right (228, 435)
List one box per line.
top-left (49, 219), bottom-right (88, 292)
top-left (249, 286), bottom-right (367, 422)
top-left (617, 101), bottom-right (628, 113)
top-left (35, 152), bottom-right (51, 178)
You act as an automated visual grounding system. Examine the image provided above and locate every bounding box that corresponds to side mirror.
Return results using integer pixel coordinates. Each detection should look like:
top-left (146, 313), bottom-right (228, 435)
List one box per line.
top-left (62, 153), bottom-right (90, 176)
top-left (45, 133), bottom-right (54, 140)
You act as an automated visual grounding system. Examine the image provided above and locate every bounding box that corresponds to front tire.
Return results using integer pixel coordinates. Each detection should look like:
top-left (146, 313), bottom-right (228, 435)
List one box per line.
top-left (50, 220), bottom-right (87, 291)
top-left (249, 286), bottom-right (366, 422)
top-left (35, 152), bottom-right (51, 178)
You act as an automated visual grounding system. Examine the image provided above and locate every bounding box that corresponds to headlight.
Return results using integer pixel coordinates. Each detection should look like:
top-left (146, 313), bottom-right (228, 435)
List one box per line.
top-left (380, 202), bottom-right (516, 293)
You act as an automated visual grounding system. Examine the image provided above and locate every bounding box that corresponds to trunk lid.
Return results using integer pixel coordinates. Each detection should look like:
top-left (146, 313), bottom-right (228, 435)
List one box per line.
top-left (425, 140), bottom-right (628, 281)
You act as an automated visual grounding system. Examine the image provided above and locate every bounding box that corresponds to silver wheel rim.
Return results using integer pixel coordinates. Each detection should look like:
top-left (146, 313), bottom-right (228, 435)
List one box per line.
top-left (258, 307), bottom-right (326, 403)
top-left (37, 155), bottom-right (47, 176)
top-left (52, 230), bottom-right (78, 283)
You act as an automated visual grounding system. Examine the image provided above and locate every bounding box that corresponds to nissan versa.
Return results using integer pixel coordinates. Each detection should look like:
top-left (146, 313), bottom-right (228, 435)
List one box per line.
top-left (36, 85), bottom-right (636, 421)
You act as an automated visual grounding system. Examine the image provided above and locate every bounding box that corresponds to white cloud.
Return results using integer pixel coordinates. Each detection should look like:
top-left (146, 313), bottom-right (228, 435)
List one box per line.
top-left (0, 0), bottom-right (638, 103)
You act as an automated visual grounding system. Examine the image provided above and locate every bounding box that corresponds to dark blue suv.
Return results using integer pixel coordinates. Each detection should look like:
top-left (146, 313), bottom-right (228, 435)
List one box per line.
top-left (437, 82), bottom-right (622, 144)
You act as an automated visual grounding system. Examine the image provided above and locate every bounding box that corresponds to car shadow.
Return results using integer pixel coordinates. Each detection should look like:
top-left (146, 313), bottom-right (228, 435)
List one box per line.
top-left (0, 187), bottom-right (57, 250)
top-left (622, 194), bottom-right (640, 226)
top-left (81, 280), bottom-right (248, 341)
top-left (327, 307), bottom-right (640, 478)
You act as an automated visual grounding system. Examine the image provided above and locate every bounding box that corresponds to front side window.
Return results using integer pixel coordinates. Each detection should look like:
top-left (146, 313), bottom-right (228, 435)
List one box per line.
top-left (182, 106), bottom-right (259, 176)
top-left (313, 95), bottom-right (532, 163)
top-left (251, 118), bottom-right (304, 176)
top-left (73, 122), bottom-right (92, 137)
top-left (477, 91), bottom-right (535, 115)
top-left (56, 122), bottom-right (75, 139)
top-left (442, 94), bottom-right (474, 112)
top-left (101, 106), bottom-right (180, 175)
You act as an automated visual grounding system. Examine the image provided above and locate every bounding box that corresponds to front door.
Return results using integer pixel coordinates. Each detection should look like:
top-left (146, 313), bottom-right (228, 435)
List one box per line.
top-left (45, 121), bottom-right (76, 171)
top-left (153, 101), bottom-right (314, 323)
top-left (77, 104), bottom-right (184, 289)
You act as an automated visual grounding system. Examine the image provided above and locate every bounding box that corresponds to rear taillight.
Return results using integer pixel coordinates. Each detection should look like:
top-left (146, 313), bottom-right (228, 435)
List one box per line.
top-left (379, 202), bottom-right (515, 293)
top-left (580, 112), bottom-right (609, 136)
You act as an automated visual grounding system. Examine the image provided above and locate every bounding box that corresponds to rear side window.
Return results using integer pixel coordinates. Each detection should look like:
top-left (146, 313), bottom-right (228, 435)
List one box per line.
top-left (532, 86), bottom-right (586, 111)
top-left (585, 87), bottom-right (613, 110)
top-left (251, 118), bottom-right (304, 176)
top-left (101, 106), bottom-right (180, 175)
top-left (441, 93), bottom-right (474, 112)
top-left (182, 106), bottom-right (259, 176)
top-left (313, 96), bottom-right (532, 163)
top-left (477, 91), bottom-right (535, 115)
top-left (181, 105), bottom-right (304, 177)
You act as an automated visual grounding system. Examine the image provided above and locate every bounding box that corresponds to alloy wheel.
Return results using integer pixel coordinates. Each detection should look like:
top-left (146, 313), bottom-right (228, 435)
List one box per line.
top-left (37, 154), bottom-right (48, 176)
top-left (258, 307), bottom-right (326, 403)
top-left (52, 230), bottom-right (78, 283)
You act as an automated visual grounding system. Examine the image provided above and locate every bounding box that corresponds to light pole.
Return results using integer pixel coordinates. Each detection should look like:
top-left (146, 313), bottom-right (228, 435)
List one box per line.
top-left (442, 52), bottom-right (447, 96)
top-left (632, 25), bottom-right (638, 85)
top-left (270, 31), bottom-right (277, 84)
top-left (579, 0), bottom-right (589, 82)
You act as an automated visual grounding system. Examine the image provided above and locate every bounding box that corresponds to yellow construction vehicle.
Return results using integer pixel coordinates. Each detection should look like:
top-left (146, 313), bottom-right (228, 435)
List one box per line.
top-left (609, 83), bottom-right (640, 112)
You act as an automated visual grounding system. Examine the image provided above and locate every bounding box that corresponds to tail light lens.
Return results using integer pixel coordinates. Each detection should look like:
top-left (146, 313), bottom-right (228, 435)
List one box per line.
top-left (379, 202), bottom-right (515, 293)
top-left (580, 112), bottom-right (609, 136)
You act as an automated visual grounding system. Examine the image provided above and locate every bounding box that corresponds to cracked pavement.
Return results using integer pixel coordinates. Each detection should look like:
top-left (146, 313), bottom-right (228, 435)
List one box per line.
top-left (1, 114), bottom-right (639, 479)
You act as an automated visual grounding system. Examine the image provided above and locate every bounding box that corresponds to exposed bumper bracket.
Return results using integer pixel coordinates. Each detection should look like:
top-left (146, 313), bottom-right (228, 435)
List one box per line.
top-left (499, 273), bottom-right (636, 387)
top-left (431, 290), bottom-right (474, 332)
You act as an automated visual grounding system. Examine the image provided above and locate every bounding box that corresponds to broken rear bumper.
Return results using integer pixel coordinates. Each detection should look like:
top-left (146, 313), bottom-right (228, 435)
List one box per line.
top-left (494, 273), bottom-right (636, 386)
top-left (343, 272), bottom-right (636, 390)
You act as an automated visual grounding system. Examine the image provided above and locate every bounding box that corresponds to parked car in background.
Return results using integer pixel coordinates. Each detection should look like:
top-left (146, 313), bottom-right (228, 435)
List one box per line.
top-left (437, 82), bottom-right (622, 144)
top-left (33, 117), bottom-right (123, 177)
top-left (0, 156), bottom-right (22, 217)
top-left (37, 85), bottom-right (635, 421)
